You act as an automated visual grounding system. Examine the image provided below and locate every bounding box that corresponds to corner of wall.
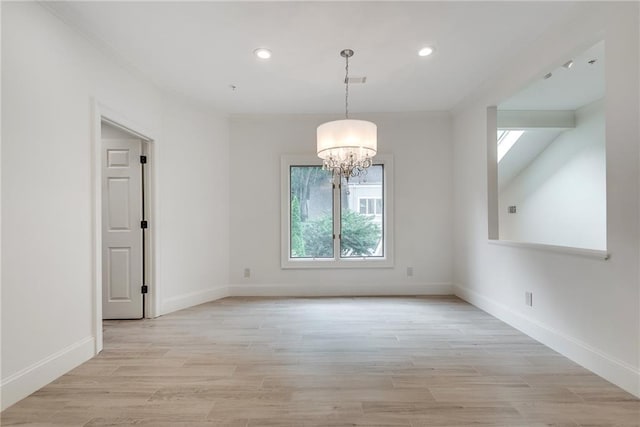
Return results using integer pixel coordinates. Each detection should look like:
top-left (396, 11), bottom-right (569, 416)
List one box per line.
top-left (159, 286), bottom-right (230, 316)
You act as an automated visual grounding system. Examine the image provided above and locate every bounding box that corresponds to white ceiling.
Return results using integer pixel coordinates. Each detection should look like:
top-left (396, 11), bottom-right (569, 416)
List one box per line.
top-left (46, 1), bottom-right (579, 114)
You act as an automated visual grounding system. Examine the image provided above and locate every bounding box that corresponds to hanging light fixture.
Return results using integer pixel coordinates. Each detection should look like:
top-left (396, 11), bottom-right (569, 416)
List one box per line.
top-left (317, 49), bottom-right (377, 181)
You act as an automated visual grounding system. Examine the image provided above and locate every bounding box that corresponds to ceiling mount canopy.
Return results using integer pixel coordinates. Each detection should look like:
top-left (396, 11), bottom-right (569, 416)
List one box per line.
top-left (317, 49), bottom-right (377, 181)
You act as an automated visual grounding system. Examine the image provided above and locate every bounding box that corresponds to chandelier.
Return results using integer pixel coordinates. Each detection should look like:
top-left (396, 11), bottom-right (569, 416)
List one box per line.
top-left (317, 49), bottom-right (377, 181)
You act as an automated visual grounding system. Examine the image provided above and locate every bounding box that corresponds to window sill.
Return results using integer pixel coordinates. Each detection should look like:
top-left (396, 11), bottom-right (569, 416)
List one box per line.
top-left (281, 258), bottom-right (394, 269)
top-left (488, 239), bottom-right (609, 260)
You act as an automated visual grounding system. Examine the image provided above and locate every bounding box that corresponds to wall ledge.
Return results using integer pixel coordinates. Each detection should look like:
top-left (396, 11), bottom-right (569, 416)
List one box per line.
top-left (454, 284), bottom-right (639, 398)
top-left (488, 239), bottom-right (609, 260)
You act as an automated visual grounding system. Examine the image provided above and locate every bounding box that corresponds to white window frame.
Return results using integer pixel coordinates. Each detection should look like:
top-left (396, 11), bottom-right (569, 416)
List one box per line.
top-left (280, 154), bottom-right (394, 269)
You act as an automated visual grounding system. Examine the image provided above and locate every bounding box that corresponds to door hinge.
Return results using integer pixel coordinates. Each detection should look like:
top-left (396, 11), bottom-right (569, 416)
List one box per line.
top-left (141, 220), bottom-right (148, 229)
top-left (141, 285), bottom-right (148, 294)
top-left (140, 155), bottom-right (147, 164)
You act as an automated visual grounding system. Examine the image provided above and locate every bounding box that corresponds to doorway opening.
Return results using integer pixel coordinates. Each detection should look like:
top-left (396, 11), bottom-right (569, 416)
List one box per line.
top-left (92, 102), bottom-right (158, 353)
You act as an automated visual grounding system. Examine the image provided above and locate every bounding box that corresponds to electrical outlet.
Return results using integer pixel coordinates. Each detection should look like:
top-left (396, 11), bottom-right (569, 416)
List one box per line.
top-left (525, 292), bottom-right (533, 307)
top-left (243, 268), bottom-right (251, 279)
top-left (406, 267), bottom-right (413, 277)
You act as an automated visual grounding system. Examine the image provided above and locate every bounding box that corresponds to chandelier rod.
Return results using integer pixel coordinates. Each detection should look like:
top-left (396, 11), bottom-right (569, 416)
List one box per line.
top-left (340, 49), bottom-right (354, 119)
top-left (345, 51), bottom-right (349, 119)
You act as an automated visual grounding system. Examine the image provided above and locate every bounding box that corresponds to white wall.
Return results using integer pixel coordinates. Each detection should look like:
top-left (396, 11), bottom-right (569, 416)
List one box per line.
top-left (452, 2), bottom-right (639, 396)
top-left (1, 2), bottom-right (230, 409)
top-left (229, 112), bottom-right (452, 296)
top-left (499, 99), bottom-right (606, 250)
top-left (158, 100), bottom-right (230, 314)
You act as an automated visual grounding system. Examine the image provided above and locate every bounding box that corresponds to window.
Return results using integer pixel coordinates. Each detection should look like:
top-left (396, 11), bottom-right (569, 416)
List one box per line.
top-left (281, 155), bottom-right (393, 268)
top-left (289, 165), bottom-right (334, 259)
top-left (359, 198), bottom-right (382, 215)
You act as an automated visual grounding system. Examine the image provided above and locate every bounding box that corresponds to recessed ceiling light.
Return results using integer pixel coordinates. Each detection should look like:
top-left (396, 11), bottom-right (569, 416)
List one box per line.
top-left (418, 46), bottom-right (435, 57)
top-left (254, 48), bottom-right (272, 59)
top-left (562, 60), bottom-right (574, 69)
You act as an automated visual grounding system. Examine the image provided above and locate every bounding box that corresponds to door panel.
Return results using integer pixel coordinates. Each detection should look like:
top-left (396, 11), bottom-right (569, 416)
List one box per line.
top-left (107, 247), bottom-right (131, 300)
top-left (107, 149), bottom-right (130, 167)
top-left (107, 178), bottom-right (131, 230)
top-left (102, 138), bottom-right (143, 319)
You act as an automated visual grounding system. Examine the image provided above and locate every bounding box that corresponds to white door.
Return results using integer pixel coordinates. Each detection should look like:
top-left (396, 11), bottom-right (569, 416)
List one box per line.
top-left (102, 138), bottom-right (143, 319)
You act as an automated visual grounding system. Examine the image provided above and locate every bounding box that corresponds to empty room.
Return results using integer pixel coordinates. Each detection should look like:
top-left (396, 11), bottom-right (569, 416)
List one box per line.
top-left (1, 1), bottom-right (639, 426)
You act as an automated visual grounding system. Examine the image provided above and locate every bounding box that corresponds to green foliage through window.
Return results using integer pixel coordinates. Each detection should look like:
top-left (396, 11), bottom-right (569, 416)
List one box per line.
top-left (303, 211), bottom-right (381, 257)
top-left (290, 196), bottom-right (306, 257)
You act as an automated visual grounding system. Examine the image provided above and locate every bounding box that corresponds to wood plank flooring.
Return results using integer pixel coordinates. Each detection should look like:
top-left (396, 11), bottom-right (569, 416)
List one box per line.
top-left (2, 296), bottom-right (638, 426)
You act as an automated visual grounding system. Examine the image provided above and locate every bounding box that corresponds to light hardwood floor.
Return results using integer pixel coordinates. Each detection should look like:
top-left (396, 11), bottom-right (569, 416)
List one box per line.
top-left (2, 296), bottom-right (639, 426)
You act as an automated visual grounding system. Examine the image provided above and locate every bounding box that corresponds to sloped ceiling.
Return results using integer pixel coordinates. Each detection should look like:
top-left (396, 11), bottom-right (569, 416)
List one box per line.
top-left (497, 40), bottom-right (604, 190)
top-left (499, 40), bottom-right (605, 111)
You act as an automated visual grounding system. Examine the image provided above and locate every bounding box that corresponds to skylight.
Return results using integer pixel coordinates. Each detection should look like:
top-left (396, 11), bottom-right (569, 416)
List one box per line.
top-left (497, 130), bottom-right (524, 162)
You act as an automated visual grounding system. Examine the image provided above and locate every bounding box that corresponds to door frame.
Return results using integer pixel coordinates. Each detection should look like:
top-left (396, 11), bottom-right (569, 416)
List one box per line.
top-left (91, 99), bottom-right (160, 353)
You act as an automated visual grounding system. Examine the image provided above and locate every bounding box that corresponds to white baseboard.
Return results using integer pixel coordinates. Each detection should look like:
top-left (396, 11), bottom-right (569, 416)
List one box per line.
top-left (160, 285), bottom-right (230, 315)
top-left (454, 284), bottom-right (640, 398)
top-left (0, 336), bottom-right (95, 411)
top-left (158, 283), bottom-right (452, 314)
top-left (229, 282), bottom-right (453, 297)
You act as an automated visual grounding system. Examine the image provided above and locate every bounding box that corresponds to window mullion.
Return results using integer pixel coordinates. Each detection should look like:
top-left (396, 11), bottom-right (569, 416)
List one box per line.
top-left (333, 176), bottom-right (341, 261)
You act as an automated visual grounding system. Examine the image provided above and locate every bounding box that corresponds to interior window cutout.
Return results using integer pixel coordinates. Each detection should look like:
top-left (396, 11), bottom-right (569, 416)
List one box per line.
top-left (489, 40), bottom-right (606, 252)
